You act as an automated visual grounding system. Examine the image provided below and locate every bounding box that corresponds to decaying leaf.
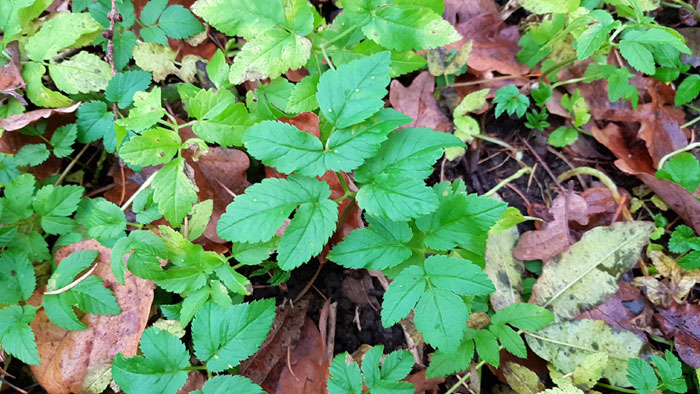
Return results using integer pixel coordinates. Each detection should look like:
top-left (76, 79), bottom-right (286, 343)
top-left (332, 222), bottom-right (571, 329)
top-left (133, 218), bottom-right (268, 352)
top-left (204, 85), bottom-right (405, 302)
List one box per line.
top-left (513, 191), bottom-right (589, 263)
top-left (0, 42), bottom-right (25, 93)
top-left (530, 221), bottom-right (654, 320)
top-left (29, 240), bottom-right (154, 394)
top-left (576, 281), bottom-right (649, 340)
top-left (633, 251), bottom-right (700, 306)
top-left (503, 362), bottom-right (545, 394)
top-left (389, 71), bottom-right (452, 132)
top-left (484, 226), bottom-right (525, 311)
top-left (655, 302), bottom-right (700, 368)
top-left (637, 174), bottom-right (700, 234)
top-left (526, 319), bottom-right (649, 387)
top-left (0, 103), bottom-right (81, 131)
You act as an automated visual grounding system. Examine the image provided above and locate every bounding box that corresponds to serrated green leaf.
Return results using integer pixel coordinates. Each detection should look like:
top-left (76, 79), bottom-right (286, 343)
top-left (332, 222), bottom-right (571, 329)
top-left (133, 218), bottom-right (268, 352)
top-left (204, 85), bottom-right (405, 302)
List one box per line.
top-left (328, 352), bottom-right (363, 394)
top-left (33, 184), bottom-right (83, 218)
top-left (140, 25), bottom-right (169, 45)
top-left (548, 126), bottom-right (579, 147)
top-left (287, 74), bottom-right (320, 113)
top-left (179, 286), bottom-right (210, 326)
top-left (229, 28), bottom-right (311, 85)
top-left (40, 216), bottom-right (75, 235)
top-left (620, 40), bottom-right (655, 74)
top-left (50, 123), bottom-right (77, 158)
top-left (0, 174), bottom-right (36, 224)
top-left (15, 144), bottom-right (50, 166)
top-left (492, 324), bottom-right (527, 358)
top-left (491, 303), bottom-right (554, 332)
top-left (0, 154), bottom-right (20, 184)
top-left (356, 174), bottom-right (438, 222)
top-left (653, 351), bottom-right (686, 393)
top-left (0, 305), bottom-right (40, 365)
top-left (329, 215), bottom-right (413, 270)
top-left (381, 265), bottom-right (426, 326)
top-left (277, 197), bottom-right (337, 270)
top-left (520, 0), bottom-right (580, 13)
top-left (9, 231), bottom-right (50, 262)
top-left (657, 152), bottom-right (700, 194)
top-left (424, 256), bottom-right (495, 296)
top-left (187, 199), bottom-right (213, 241)
top-left (188, 88), bottom-right (253, 147)
top-left (425, 339), bottom-right (474, 378)
top-left (116, 87), bottom-right (166, 132)
top-left (675, 74), bottom-right (700, 106)
top-left (360, 4), bottom-right (461, 51)
top-left (414, 286), bottom-right (468, 352)
top-left (76, 101), bottom-right (116, 150)
top-left (159, 5), bottom-right (204, 39)
top-left (48, 51), bottom-right (112, 94)
top-left (206, 49), bottom-right (230, 89)
top-left (380, 349), bottom-right (413, 381)
top-left (119, 128), bottom-right (181, 166)
top-left (0, 0), bottom-right (34, 41)
top-left (141, 0), bottom-right (167, 25)
top-left (192, 0), bottom-right (285, 39)
top-left (23, 62), bottom-right (74, 108)
top-left (474, 328), bottom-right (500, 367)
top-left (112, 327), bottom-right (190, 394)
top-left (317, 52), bottom-right (391, 128)
top-left (85, 200), bottom-right (127, 245)
top-left (192, 375), bottom-right (265, 394)
top-left (25, 12), bottom-right (102, 61)
top-left (575, 10), bottom-right (614, 60)
top-left (627, 358), bottom-right (658, 394)
top-left (105, 70), bottom-right (153, 109)
top-left (494, 85), bottom-right (530, 118)
top-left (152, 158), bottom-right (199, 227)
top-left (668, 225), bottom-right (700, 253)
top-left (0, 250), bottom-right (36, 303)
top-left (113, 29), bottom-right (137, 71)
top-left (192, 300), bottom-right (275, 372)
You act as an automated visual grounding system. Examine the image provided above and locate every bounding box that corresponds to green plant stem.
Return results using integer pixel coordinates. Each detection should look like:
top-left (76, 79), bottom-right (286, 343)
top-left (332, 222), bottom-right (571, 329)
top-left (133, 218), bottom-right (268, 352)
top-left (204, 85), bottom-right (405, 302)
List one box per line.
top-left (657, 142), bottom-right (700, 170)
top-left (54, 143), bottom-right (90, 187)
top-left (321, 45), bottom-right (335, 70)
top-left (444, 360), bottom-right (487, 394)
top-left (557, 167), bottom-right (621, 203)
top-left (595, 382), bottom-right (639, 393)
top-left (669, 0), bottom-right (700, 21)
top-left (540, 56), bottom-right (577, 78)
top-left (681, 114), bottom-right (700, 129)
top-left (484, 167), bottom-right (533, 197)
top-left (336, 171), bottom-right (351, 194)
top-left (473, 134), bottom-right (516, 150)
top-left (184, 365), bottom-right (209, 372)
top-left (320, 25), bottom-right (358, 48)
top-left (551, 77), bottom-right (589, 89)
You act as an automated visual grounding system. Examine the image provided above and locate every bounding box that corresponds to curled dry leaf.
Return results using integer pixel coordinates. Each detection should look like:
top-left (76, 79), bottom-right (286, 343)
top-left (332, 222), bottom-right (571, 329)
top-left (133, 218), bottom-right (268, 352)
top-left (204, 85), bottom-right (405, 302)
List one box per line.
top-left (0, 42), bottom-right (25, 93)
top-left (655, 302), bottom-right (700, 368)
top-left (530, 221), bottom-right (654, 321)
top-left (634, 251), bottom-right (700, 307)
top-left (29, 240), bottom-right (155, 394)
top-left (484, 225), bottom-right (525, 311)
top-left (637, 173), bottom-right (700, 234)
top-left (513, 191), bottom-right (589, 263)
top-left (389, 71), bottom-right (452, 133)
top-left (0, 103), bottom-right (81, 131)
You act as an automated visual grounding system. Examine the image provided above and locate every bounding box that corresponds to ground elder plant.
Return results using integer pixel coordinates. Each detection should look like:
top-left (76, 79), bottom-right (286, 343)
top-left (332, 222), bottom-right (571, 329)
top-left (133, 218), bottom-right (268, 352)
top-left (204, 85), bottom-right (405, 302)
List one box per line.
top-left (0, 0), bottom-right (556, 393)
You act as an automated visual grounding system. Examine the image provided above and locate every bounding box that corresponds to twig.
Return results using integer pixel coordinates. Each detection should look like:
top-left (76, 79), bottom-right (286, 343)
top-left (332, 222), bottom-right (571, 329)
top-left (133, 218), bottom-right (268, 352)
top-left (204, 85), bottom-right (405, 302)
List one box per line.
top-left (105, 0), bottom-right (119, 75)
top-left (54, 144), bottom-right (90, 187)
top-left (520, 137), bottom-right (565, 192)
top-left (484, 167), bottom-right (533, 197)
top-left (293, 263), bottom-right (323, 303)
top-left (0, 376), bottom-right (28, 394)
top-left (44, 263), bottom-right (97, 295)
top-left (121, 170), bottom-right (158, 212)
top-left (286, 345), bottom-right (299, 381)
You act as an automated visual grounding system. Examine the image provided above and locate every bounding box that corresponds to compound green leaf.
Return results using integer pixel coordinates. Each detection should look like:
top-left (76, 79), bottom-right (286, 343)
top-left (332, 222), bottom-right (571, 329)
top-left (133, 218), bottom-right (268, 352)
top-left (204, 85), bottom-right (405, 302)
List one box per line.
top-left (627, 359), bottom-right (658, 394)
top-left (192, 0), bottom-right (285, 39)
top-left (317, 52), bottom-right (391, 129)
top-left (159, 5), bottom-right (204, 39)
top-left (192, 375), bottom-right (265, 394)
top-left (414, 286), bottom-right (467, 352)
top-left (33, 184), bottom-right (83, 218)
top-left (116, 87), bottom-right (166, 132)
top-left (0, 305), bottom-right (39, 365)
top-left (0, 250), bottom-right (36, 303)
top-left (48, 51), bottom-right (112, 94)
top-left (381, 265), bottom-right (426, 326)
top-left (119, 128), bottom-right (181, 166)
top-left (152, 157), bottom-right (199, 227)
top-left (328, 353), bottom-right (363, 394)
top-left (192, 300), bottom-right (275, 372)
top-left (229, 28), bottom-right (311, 85)
top-left (50, 124), bottom-right (77, 158)
top-left (112, 327), bottom-right (190, 394)
top-left (276, 196), bottom-right (337, 270)
top-left (105, 70), bottom-right (153, 109)
top-left (188, 88), bottom-right (253, 147)
top-left (329, 215), bottom-right (413, 270)
top-left (425, 339), bottom-right (474, 378)
top-left (25, 12), bottom-right (102, 61)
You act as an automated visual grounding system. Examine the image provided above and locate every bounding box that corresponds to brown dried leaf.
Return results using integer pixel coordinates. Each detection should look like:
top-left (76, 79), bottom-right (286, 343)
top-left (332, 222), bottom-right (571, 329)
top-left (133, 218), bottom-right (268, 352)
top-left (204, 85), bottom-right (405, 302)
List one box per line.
top-left (389, 71), bottom-right (451, 132)
top-left (576, 281), bottom-right (649, 340)
top-left (0, 103), bottom-right (80, 131)
top-left (443, 0), bottom-right (499, 25)
top-left (0, 42), bottom-right (25, 92)
top-left (342, 272), bottom-right (379, 307)
top-left (513, 191), bottom-right (588, 262)
top-left (637, 173), bottom-right (700, 234)
top-left (633, 251), bottom-right (700, 307)
top-left (404, 369), bottom-right (444, 394)
top-left (656, 302), bottom-right (700, 368)
top-left (175, 372), bottom-right (206, 394)
top-left (29, 240), bottom-right (154, 394)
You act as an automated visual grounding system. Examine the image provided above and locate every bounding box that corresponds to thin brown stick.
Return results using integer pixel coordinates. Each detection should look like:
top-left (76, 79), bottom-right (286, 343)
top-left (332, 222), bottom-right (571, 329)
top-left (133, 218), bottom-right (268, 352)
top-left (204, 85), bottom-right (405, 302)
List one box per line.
top-left (286, 345), bottom-right (299, 381)
top-left (293, 263), bottom-right (323, 303)
top-left (54, 144), bottom-right (89, 187)
top-left (521, 137), bottom-right (564, 192)
top-left (0, 377), bottom-right (28, 394)
top-left (44, 263), bottom-right (97, 295)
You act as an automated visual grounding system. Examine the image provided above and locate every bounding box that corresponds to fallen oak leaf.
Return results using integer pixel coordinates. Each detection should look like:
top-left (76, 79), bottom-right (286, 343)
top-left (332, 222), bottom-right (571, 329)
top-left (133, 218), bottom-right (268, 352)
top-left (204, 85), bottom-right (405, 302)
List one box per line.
top-left (28, 240), bottom-right (154, 394)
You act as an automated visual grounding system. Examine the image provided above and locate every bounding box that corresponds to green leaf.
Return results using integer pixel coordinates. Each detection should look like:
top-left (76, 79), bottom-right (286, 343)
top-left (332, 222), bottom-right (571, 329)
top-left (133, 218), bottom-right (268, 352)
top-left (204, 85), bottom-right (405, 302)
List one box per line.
top-left (217, 175), bottom-right (336, 268)
top-left (328, 352), bottom-right (363, 394)
top-left (0, 154), bottom-right (20, 184)
top-left (651, 351), bottom-right (686, 392)
top-left (668, 225), bottom-right (700, 253)
top-left (0, 0), bottom-right (34, 41)
top-left (187, 199), bottom-right (213, 241)
top-left (627, 358), bottom-right (658, 394)
top-left (112, 327), bottom-right (190, 394)
top-left (152, 157), bottom-right (199, 227)
top-left (76, 101), bottom-right (116, 148)
top-left (473, 329), bottom-right (501, 367)
top-left (0, 174), bottom-right (36, 224)
top-left (360, 4), bottom-right (461, 51)
top-left (159, 5), bottom-right (204, 39)
top-left (141, 0), bottom-right (167, 25)
top-left (116, 87), bottom-right (166, 132)
top-left (40, 216), bottom-right (76, 235)
top-left (85, 200), bottom-right (127, 244)
top-left (105, 70), bottom-right (153, 109)
top-left (675, 74), bottom-right (700, 105)
top-left (316, 52), bottom-right (392, 128)
top-left (619, 40), bottom-right (655, 75)
top-left (15, 144), bottom-right (50, 166)
top-left (494, 85), bottom-right (530, 118)
top-left (329, 215), bottom-right (413, 270)
top-left (0, 250), bottom-right (36, 303)
top-left (657, 152), bottom-right (700, 194)
top-left (492, 324), bottom-right (527, 358)
top-left (520, 0), bottom-right (580, 13)
top-left (132, 42), bottom-right (178, 82)
top-left (414, 287), bottom-right (467, 351)
top-left (491, 303), bottom-right (554, 332)
top-left (228, 28), bottom-right (311, 84)
top-left (679, 250), bottom-right (700, 269)
top-left (50, 124), bottom-right (77, 158)
top-left (9, 232), bottom-right (50, 262)
top-left (624, 28), bottom-right (690, 54)
top-left (192, 375), bottom-right (265, 394)
top-left (113, 29), bottom-right (138, 71)
top-left (287, 74), bottom-right (320, 113)
top-left (356, 174), bottom-right (438, 222)
top-left (140, 25), bottom-right (168, 45)
top-left (379, 349), bottom-right (413, 381)
top-left (33, 184), bottom-right (83, 217)
top-left (191, 0), bottom-right (285, 39)
top-left (424, 256), bottom-right (495, 296)
top-left (575, 10), bottom-right (614, 60)
top-left (206, 49), bottom-right (230, 89)
top-left (23, 62), bottom-right (74, 108)
top-left (0, 305), bottom-right (40, 365)
top-left (48, 51), bottom-right (112, 94)
top-left (188, 88), bottom-right (253, 147)
top-left (381, 265), bottom-right (426, 326)
top-left (426, 339), bottom-right (474, 378)
top-left (25, 12), bottom-right (102, 61)
top-left (119, 128), bottom-right (181, 166)
top-left (192, 300), bottom-right (276, 372)
top-left (111, 231), bottom-right (167, 284)
top-left (548, 126), bottom-right (579, 147)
